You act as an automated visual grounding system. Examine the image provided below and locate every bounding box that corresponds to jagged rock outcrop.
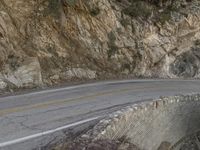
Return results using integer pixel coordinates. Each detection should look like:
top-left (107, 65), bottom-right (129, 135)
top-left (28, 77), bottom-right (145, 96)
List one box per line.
top-left (0, 0), bottom-right (200, 90)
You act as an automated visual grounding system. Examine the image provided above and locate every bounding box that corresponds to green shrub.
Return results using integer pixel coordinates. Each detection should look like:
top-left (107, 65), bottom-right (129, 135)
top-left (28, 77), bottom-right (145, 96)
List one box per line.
top-left (46, 0), bottom-right (60, 18)
top-left (90, 7), bottom-right (100, 17)
top-left (46, 0), bottom-right (78, 18)
top-left (195, 39), bottom-right (200, 46)
top-left (121, 0), bottom-right (187, 22)
top-left (108, 44), bottom-right (118, 58)
top-left (158, 11), bottom-right (171, 24)
top-left (65, 0), bottom-right (78, 7)
top-left (123, 1), bottom-right (153, 19)
top-left (48, 0), bottom-right (60, 12)
top-left (155, 4), bottom-right (180, 24)
top-left (107, 32), bottom-right (118, 58)
top-left (108, 31), bottom-right (116, 43)
top-left (120, 18), bottom-right (130, 27)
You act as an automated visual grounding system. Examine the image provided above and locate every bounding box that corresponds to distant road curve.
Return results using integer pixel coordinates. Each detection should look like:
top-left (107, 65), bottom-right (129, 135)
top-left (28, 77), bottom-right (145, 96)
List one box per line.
top-left (0, 79), bottom-right (200, 150)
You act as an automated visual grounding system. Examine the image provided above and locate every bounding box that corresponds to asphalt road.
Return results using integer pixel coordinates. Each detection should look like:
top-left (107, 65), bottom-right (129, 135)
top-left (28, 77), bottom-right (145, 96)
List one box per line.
top-left (0, 79), bottom-right (200, 150)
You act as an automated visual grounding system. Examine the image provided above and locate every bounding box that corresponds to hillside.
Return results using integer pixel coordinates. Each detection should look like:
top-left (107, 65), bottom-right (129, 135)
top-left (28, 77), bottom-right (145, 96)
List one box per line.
top-left (0, 0), bottom-right (200, 91)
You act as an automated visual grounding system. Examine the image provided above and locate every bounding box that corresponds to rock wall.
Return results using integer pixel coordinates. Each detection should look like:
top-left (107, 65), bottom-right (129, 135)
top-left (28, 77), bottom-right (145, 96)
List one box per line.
top-left (1, 0), bottom-right (200, 90)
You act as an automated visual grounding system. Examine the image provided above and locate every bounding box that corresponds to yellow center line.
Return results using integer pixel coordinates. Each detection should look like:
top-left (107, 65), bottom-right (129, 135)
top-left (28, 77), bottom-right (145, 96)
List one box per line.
top-left (0, 86), bottom-right (171, 116)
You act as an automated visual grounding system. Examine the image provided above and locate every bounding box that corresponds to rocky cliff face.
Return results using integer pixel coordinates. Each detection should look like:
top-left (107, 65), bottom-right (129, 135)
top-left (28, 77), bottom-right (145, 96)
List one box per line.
top-left (0, 0), bottom-right (200, 91)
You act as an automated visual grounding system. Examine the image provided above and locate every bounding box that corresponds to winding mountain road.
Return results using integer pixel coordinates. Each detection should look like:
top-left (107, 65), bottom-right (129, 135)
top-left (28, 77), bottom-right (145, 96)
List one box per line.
top-left (0, 79), bottom-right (200, 150)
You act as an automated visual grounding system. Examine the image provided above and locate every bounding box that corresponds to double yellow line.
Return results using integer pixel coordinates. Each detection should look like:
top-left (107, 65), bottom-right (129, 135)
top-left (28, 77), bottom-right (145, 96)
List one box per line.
top-left (0, 86), bottom-right (166, 116)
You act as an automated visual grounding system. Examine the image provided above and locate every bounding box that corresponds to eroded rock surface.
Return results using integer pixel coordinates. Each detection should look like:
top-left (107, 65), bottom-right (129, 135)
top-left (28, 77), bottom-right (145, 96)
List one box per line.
top-left (1, 0), bottom-right (200, 90)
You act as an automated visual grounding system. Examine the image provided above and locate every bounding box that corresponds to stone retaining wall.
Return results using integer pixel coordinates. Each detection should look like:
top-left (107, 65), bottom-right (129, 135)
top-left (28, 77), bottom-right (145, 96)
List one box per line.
top-left (88, 94), bottom-right (200, 150)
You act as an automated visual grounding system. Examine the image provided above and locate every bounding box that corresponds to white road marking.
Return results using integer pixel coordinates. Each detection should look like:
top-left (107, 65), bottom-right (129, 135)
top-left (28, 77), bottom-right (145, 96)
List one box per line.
top-left (0, 116), bottom-right (100, 148)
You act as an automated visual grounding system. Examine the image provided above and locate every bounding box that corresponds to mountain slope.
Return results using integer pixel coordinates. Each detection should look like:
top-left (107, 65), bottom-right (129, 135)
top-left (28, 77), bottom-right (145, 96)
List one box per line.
top-left (0, 0), bottom-right (200, 91)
